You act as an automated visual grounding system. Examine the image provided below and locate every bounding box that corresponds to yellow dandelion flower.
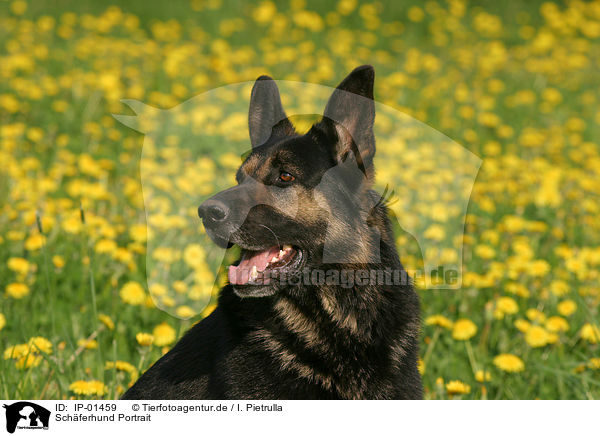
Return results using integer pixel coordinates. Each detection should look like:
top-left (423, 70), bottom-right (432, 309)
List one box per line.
top-left (0, 313), bottom-right (5, 331)
top-left (11, 0), bottom-right (27, 15)
top-left (417, 357), bottom-right (425, 375)
top-left (173, 280), bottom-right (187, 294)
top-left (189, 284), bottom-right (211, 301)
top-left (6, 282), bottom-right (30, 299)
top-left (452, 319), bottom-right (477, 341)
top-left (119, 281), bottom-right (146, 305)
top-left (95, 239), bottom-right (117, 254)
top-left (527, 260), bottom-right (550, 277)
top-left (525, 325), bottom-right (550, 348)
top-left (114, 360), bottom-right (136, 373)
top-left (496, 296), bottom-right (519, 315)
top-left (526, 308), bottom-right (546, 323)
top-left (504, 216), bottom-right (526, 233)
top-left (588, 358), bottom-right (600, 370)
top-left (77, 338), bottom-right (98, 350)
top-left (475, 244), bottom-right (496, 260)
top-left (493, 354), bottom-right (525, 373)
top-left (128, 242), bottom-right (145, 254)
top-left (4, 344), bottom-right (30, 360)
top-left (407, 6), bottom-right (425, 23)
top-left (52, 255), bottom-right (65, 269)
top-left (16, 354), bottom-right (43, 369)
top-left (62, 216), bottom-right (83, 235)
top-left (144, 295), bottom-right (156, 309)
top-left (475, 370), bottom-right (491, 383)
top-left (105, 360), bottom-right (138, 382)
top-left (252, 1), bottom-right (276, 24)
top-left (175, 305), bottom-right (196, 319)
top-left (7, 231), bottom-right (24, 241)
top-left (445, 380), bottom-right (471, 395)
top-left (424, 314), bottom-right (454, 330)
top-left (152, 247), bottom-right (180, 263)
top-left (69, 380), bottom-right (107, 396)
top-left (27, 337), bottom-right (52, 354)
top-left (545, 316), bottom-right (569, 333)
top-left (506, 282), bottom-right (530, 298)
top-left (565, 256), bottom-right (586, 277)
top-left (557, 300), bottom-right (577, 317)
top-left (113, 247), bottom-right (133, 264)
top-left (24, 233), bottom-right (46, 251)
top-left (7, 257), bottom-right (30, 275)
top-left (136, 332), bottom-right (154, 347)
top-left (183, 244), bottom-right (205, 267)
top-left (98, 313), bottom-right (115, 330)
top-left (581, 323), bottom-right (600, 344)
top-left (149, 283), bottom-right (167, 296)
top-left (153, 322), bottom-right (176, 346)
top-left (160, 295), bottom-right (175, 308)
top-left (424, 224), bottom-right (445, 241)
top-left (514, 319), bottom-right (531, 333)
top-left (337, 0), bottom-right (357, 15)
top-left (550, 280), bottom-right (569, 297)
top-left (201, 303), bottom-right (217, 318)
top-left (129, 223), bottom-right (147, 243)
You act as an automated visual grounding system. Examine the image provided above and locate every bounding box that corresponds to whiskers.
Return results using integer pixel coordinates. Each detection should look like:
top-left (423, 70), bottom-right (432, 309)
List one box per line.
top-left (373, 184), bottom-right (398, 210)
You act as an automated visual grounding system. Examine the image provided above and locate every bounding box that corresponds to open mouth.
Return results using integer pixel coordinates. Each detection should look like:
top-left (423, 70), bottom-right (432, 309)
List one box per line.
top-left (228, 244), bottom-right (302, 286)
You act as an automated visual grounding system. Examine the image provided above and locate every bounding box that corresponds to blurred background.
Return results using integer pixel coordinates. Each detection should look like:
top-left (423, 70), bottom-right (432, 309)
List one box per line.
top-left (1, 0), bottom-right (599, 399)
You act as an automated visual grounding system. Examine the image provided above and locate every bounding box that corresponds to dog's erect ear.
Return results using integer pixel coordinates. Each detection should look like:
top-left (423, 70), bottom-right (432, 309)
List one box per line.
top-left (248, 76), bottom-right (295, 148)
top-left (318, 65), bottom-right (376, 175)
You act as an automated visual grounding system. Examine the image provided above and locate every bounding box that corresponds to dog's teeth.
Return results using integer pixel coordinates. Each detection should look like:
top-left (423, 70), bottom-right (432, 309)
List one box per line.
top-left (271, 256), bottom-right (279, 263)
top-left (250, 266), bottom-right (258, 280)
top-left (279, 250), bottom-right (285, 257)
top-left (283, 244), bottom-right (292, 251)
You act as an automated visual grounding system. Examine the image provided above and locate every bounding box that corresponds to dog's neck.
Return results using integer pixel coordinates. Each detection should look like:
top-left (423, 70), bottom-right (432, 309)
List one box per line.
top-left (218, 203), bottom-right (419, 399)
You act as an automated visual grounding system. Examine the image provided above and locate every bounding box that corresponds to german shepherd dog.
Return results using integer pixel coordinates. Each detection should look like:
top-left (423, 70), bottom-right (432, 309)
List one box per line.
top-left (122, 66), bottom-right (423, 400)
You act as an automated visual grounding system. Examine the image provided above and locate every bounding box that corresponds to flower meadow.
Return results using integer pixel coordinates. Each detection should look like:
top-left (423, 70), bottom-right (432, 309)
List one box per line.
top-left (1, 0), bottom-right (600, 400)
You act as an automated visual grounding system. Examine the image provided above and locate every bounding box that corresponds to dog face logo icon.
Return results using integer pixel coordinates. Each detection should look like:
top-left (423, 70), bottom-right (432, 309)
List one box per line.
top-left (3, 402), bottom-right (50, 433)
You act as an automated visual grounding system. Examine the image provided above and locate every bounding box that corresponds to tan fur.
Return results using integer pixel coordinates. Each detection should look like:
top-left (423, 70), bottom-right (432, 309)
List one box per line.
top-left (390, 319), bottom-right (420, 367)
top-left (318, 292), bottom-right (361, 337)
top-left (248, 328), bottom-right (333, 390)
top-left (274, 299), bottom-right (324, 348)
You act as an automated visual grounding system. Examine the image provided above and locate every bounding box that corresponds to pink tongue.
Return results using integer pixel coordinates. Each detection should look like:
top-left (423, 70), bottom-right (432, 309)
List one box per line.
top-left (228, 247), bottom-right (280, 285)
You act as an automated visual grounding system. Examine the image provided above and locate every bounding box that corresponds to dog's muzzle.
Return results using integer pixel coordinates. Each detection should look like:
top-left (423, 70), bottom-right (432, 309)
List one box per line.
top-left (198, 198), bottom-right (235, 248)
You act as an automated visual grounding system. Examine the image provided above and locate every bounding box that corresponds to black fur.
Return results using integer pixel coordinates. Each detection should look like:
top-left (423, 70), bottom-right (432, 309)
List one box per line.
top-left (122, 66), bottom-right (423, 400)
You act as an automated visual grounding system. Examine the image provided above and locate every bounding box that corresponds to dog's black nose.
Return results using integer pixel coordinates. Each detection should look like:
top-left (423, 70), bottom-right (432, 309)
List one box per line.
top-left (198, 200), bottom-right (229, 222)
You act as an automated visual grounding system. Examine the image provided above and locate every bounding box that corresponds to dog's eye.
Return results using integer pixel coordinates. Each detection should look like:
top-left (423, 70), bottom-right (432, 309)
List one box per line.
top-left (279, 172), bottom-right (295, 183)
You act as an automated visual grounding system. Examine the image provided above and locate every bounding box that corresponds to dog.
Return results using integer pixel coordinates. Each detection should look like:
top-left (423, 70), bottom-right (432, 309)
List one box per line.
top-left (122, 65), bottom-right (423, 400)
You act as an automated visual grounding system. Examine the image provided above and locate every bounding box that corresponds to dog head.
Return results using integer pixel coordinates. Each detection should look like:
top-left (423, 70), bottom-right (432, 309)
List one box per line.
top-left (198, 66), bottom-right (378, 297)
